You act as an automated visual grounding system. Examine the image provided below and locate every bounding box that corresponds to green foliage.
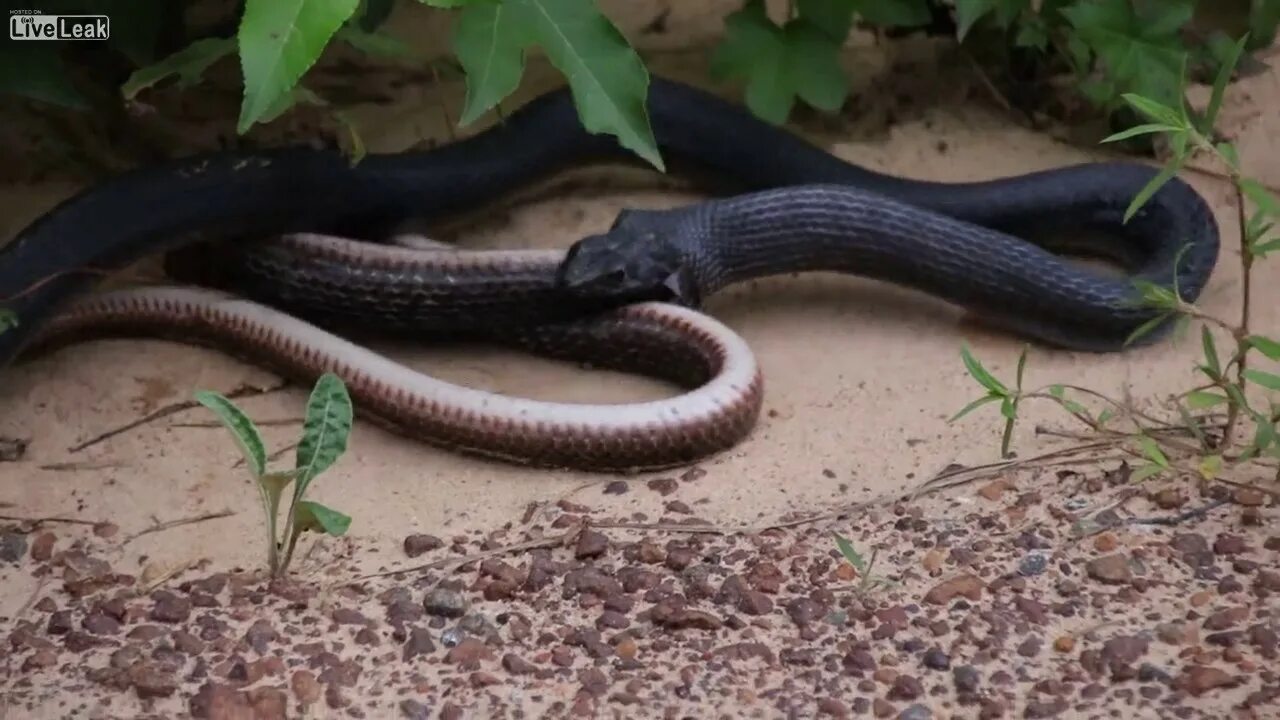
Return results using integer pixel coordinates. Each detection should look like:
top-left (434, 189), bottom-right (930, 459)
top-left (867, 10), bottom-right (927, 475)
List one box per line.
top-left (196, 372), bottom-right (355, 577)
top-left (952, 35), bottom-right (1280, 486)
top-left (3, 0), bottom-right (1278, 171)
top-left (832, 531), bottom-right (891, 593)
top-left (709, 0), bottom-right (848, 124)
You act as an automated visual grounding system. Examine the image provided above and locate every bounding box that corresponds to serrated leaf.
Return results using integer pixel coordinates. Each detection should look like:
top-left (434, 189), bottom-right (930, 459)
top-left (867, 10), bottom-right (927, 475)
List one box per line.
top-left (1243, 369), bottom-right (1280, 391)
top-left (237, 0), bottom-right (361, 134)
top-left (295, 500), bottom-right (353, 536)
top-left (954, 0), bottom-right (1029, 40)
top-left (1061, 0), bottom-right (1192, 108)
top-left (195, 391), bottom-right (267, 478)
top-left (294, 372), bottom-right (354, 491)
top-left (516, 0), bottom-right (663, 170)
top-left (452, 0), bottom-right (532, 125)
top-left (1248, 335), bottom-right (1280, 361)
top-left (853, 0), bottom-right (932, 27)
top-left (832, 532), bottom-right (867, 574)
top-left (1186, 391), bottom-right (1229, 409)
top-left (121, 37), bottom-right (237, 100)
top-left (256, 85), bottom-right (327, 125)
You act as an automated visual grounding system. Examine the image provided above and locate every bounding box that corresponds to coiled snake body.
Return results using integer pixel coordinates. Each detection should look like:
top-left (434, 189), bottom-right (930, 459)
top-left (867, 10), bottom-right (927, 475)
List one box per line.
top-left (0, 77), bottom-right (1220, 470)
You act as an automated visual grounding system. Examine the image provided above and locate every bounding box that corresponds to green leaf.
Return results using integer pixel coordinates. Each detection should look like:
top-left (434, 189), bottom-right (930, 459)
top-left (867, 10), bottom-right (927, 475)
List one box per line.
top-left (1098, 408), bottom-right (1114, 426)
top-left (1049, 385), bottom-right (1089, 416)
top-left (453, 0), bottom-right (532, 126)
top-left (1216, 142), bottom-right (1240, 170)
top-left (949, 393), bottom-right (1002, 422)
top-left (0, 43), bottom-right (89, 109)
top-left (1240, 178), bottom-right (1280, 219)
top-left (256, 85), bottom-right (328, 125)
top-left (959, 345), bottom-right (1008, 395)
top-left (1123, 312), bottom-right (1172, 347)
top-left (1122, 160), bottom-right (1181, 223)
top-left (1250, 0), bottom-right (1280, 49)
top-left (294, 372), bottom-right (354, 491)
top-left (1252, 237), bottom-right (1280, 257)
top-left (516, 0), bottom-right (663, 170)
top-left (295, 500), bottom-right (353, 536)
top-left (1100, 123), bottom-right (1183, 144)
top-left (1185, 391), bottom-right (1229, 409)
top-left (1136, 435), bottom-right (1169, 468)
top-left (237, 0), bottom-right (362, 134)
top-left (1129, 463), bottom-right (1165, 482)
top-left (335, 26), bottom-right (413, 58)
top-left (1201, 326), bottom-right (1221, 379)
top-left (710, 0), bottom-right (848, 124)
top-left (195, 391), bottom-right (268, 478)
top-left (1201, 33), bottom-right (1248, 134)
top-left (1243, 369), bottom-right (1280, 391)
top-left (1119, 93), bottom-right (1185, 128)
top-left (954, 0), bottom-right (1029, 40)
top-left (797, 0), bottom-right (855, 41)
top-left (1248, 335), bottom-right (1280, 361)
top-left (832, 532), bottom-right (867, 574)
top-left (121, 37), bottom-right (237, 100)
top-left (1061, 0), bottom-right (1193, 109)
top-left (852, 0), bottom-right (932, 27)
top-left (0, 309), bottom-right (19, 334)
top-left (1197, 454), bottom-right (1222, 480)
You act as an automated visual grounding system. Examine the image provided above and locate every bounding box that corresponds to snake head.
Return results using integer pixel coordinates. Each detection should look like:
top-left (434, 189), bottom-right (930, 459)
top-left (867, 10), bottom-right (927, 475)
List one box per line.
top-left (557, 210), bottom-right (701, 307)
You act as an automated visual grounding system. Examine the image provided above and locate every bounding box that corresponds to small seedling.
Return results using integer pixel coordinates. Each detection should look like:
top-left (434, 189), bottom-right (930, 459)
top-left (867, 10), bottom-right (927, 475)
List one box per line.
top-left (833, 531), bottom-right (892, 594)
top-left (196, 372), bottom-right (355, 577)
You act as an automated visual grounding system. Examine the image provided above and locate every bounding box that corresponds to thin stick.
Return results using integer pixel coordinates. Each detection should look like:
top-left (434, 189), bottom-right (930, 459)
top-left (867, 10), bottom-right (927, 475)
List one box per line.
top-left (338, 528), bottom-right (577, 586)
top-left (0, 513), bottom-right (100, 526)
top-left (123, 509), bottom-right (235, 545)
top-left (69, 381), bottom-right (288, 453)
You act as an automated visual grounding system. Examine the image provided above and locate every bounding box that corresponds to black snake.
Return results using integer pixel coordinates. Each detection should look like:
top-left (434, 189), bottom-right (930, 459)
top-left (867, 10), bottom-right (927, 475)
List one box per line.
top-left (0, 76), bottom-right (1220, 470)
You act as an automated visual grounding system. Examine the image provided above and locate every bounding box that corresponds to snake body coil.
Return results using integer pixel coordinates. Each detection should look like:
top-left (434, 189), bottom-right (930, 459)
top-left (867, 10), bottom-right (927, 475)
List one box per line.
top-left (0, 76), bottom-right (1220, 470)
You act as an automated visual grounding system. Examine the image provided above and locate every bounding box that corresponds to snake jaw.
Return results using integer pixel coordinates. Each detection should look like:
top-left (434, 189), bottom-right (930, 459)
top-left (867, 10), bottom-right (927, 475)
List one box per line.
top-left (557, 216), bottom-right (694, 305)
top-left (661, 265), bottom-right (701, 308)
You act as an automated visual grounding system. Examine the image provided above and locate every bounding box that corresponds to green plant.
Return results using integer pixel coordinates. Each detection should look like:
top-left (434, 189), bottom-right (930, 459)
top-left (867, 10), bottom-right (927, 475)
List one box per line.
top-left (953, 32), bottom-right (1280, 485)
top-left (833, 531), bottom-right (892, 593)
top-left (196, 372), bottom-right (355, 577)
top-left (5, 1), bottom-right (1278, 173)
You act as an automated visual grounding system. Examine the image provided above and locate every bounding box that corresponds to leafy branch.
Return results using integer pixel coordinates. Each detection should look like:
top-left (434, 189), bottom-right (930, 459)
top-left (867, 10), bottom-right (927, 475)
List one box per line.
top-left (952, 32), bottom-right (1280, 486)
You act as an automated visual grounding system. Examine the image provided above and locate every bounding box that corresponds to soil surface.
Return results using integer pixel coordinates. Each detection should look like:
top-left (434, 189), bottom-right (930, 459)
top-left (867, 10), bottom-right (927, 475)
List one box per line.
top-left (2, 2), bottom-right (1278, 719)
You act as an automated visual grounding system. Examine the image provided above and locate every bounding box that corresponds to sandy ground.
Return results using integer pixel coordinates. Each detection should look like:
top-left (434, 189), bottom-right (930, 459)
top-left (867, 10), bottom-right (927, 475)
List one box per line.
top-left (1, 2), bottom-right (1278, 718)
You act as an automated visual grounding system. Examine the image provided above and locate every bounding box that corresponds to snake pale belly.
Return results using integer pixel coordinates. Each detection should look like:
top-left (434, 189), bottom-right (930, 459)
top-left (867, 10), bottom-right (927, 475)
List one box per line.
top-left (0, 76), bottom-right (1220, 470)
